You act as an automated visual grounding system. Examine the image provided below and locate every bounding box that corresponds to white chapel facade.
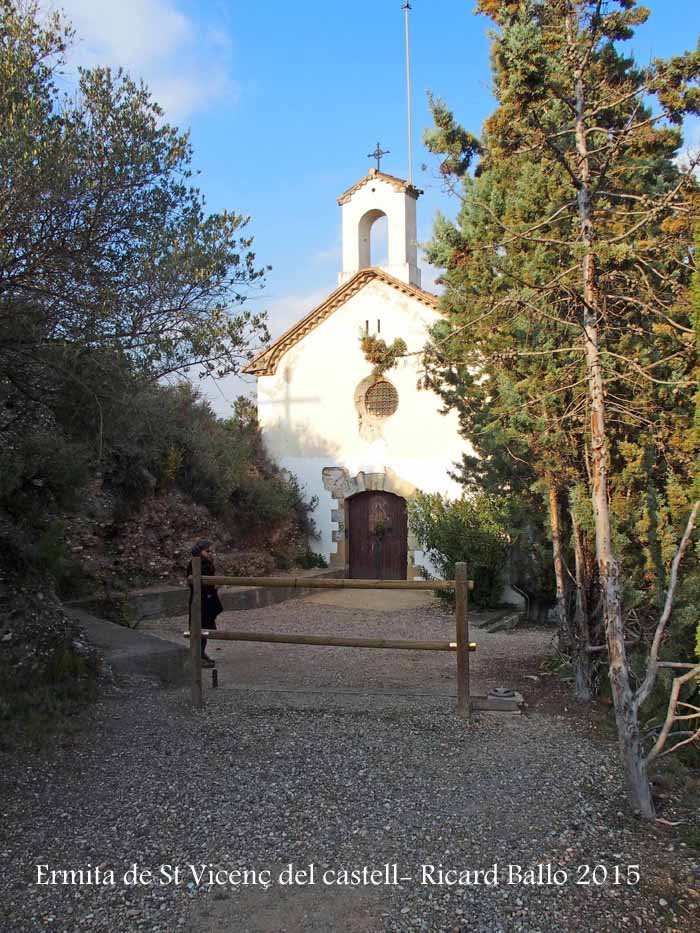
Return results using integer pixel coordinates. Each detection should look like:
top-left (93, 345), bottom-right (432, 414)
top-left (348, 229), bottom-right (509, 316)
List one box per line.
top-left (244, 168), bottom-right (472, 580)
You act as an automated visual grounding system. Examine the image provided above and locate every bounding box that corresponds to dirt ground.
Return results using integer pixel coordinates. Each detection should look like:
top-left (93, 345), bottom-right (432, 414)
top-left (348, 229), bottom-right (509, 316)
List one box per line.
top-left (137, 590), bottom-right (698, 931)
top-left (3, 591), bottom-right (698, 933)
top-left (142, 590), bottom-right (553, 698)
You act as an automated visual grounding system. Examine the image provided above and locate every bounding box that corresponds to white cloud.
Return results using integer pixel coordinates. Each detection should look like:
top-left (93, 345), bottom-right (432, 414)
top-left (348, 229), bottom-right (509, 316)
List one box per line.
top-left (265, 288), bottom-right (331, 340)
top-left (44, 0), bottom-right (238, 121)
top-left (673, 116), bottom-right (700, 178)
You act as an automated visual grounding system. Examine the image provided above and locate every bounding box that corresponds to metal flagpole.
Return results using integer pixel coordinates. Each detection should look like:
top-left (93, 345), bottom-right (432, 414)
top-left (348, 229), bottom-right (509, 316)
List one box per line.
top-left (402, 2), bottom-right (413, 185)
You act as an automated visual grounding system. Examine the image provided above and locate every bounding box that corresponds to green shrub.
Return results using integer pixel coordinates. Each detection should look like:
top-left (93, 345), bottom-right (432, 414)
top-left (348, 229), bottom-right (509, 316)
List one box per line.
top-left (0, 433), bottom-right (90, 582)
top-left (0, 599), bottom-right (99, 747)
top-left (272, 552), bottom-right (293, 571)
top-left (0, 648), bottom-right (98, 746)
top-left (297, 550), bottom-right (329, 570)
top-left (1, 359), bottom-right (318, 585)
top-left (107, 593), bottom-right (138, 629)
top-left (54, 561), bottom-right (93, 600)
top-left (37, 521), bottom-right (66, 580)
top-left (105, 448), bottom-right (157, 518)
top-left (409, 492), bottom-right (511, 609)
top-left (0, 433), bottom-right (91, 524)
top-left (159, 445), bottom-right (184, 492)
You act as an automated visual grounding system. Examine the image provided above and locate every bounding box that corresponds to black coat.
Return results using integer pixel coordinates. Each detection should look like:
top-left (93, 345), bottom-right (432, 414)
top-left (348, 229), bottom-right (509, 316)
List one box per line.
top-left (187, 556), bottom-right (223, 629)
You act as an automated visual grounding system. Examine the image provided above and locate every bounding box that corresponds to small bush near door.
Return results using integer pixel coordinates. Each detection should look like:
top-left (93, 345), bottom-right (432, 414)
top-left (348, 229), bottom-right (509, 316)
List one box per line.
top-left (297, 551), bottom-right (329, 570)
top-left (408, 492), bottom-right (511, 609)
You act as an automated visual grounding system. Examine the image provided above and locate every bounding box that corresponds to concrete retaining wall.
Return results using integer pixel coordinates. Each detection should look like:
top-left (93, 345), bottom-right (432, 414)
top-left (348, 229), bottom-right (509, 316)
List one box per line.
top-left (64, 570), bottom-right (344, 687)
top-left (66, 569), bottom-right (344, 624)
top-left (66, 608), bottom-right (189, 686)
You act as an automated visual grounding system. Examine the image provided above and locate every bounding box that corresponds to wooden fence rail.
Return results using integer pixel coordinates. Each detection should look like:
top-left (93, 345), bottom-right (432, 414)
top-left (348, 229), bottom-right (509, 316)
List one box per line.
top-left (199, 576), bottom-right (473, 592)
top-left (186, 630), bottom-right (477, 652)
top-left (188, 559), bottom-right (472, 717)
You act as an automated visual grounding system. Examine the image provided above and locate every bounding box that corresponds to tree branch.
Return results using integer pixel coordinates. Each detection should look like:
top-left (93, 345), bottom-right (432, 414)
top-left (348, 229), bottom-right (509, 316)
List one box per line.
top-left (636, 502), bottom-right (700, 711)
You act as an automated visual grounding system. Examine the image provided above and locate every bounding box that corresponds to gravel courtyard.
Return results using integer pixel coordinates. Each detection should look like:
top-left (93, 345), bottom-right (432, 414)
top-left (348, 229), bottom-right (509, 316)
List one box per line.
top-left (1, 592), bottom-right (698, 932)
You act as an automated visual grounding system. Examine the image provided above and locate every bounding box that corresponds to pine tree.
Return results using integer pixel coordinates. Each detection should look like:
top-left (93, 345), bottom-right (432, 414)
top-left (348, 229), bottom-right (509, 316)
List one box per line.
top-left (424, 0), bottom-right (700, 816)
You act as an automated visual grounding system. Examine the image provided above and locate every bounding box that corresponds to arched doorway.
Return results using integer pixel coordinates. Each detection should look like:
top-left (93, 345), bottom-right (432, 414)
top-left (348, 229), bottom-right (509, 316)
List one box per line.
top-left (348, 491), bottom-right (408, 580)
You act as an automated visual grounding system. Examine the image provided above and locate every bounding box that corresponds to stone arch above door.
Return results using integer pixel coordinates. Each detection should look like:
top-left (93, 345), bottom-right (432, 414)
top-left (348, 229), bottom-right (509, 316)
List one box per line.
top-left (321, 467), bottom-right (420, 577)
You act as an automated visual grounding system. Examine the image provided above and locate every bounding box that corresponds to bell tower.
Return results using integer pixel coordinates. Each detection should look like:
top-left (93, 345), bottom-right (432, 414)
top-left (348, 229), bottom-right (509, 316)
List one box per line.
top-left (337, 168), bottom-right (422, 288)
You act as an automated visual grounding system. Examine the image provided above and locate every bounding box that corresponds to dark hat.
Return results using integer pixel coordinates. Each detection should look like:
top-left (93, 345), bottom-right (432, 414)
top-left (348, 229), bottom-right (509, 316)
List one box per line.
top-left (191, 539), bottom-right (212, 557)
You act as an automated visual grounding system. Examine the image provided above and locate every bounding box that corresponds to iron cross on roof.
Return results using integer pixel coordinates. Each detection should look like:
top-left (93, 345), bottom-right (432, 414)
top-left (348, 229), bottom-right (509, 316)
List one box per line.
top-left (368, 142), bottom-right (390, 172)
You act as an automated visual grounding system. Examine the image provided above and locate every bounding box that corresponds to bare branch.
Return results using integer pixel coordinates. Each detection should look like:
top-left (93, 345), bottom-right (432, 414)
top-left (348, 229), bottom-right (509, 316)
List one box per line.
top-left (588, 639), bottom-right (640, 654)
top-left (602, 349), bottom-right (692, 387)
top-left (636, 503), bottom-right (700, 711)
top-left (646, 662), bottom-right (700, 764)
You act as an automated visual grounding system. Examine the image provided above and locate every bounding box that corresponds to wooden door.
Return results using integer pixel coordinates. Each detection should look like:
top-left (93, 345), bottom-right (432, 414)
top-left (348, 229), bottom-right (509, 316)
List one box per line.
top-left (348, 492), bottom-right (407, 580)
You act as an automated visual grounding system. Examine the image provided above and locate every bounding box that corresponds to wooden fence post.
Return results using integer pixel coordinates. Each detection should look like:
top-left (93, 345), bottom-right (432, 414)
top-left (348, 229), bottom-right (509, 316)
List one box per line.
top-left (190, 555), bottom-right (203, 709)
top-left (455, 562), bottom-right (470, 719)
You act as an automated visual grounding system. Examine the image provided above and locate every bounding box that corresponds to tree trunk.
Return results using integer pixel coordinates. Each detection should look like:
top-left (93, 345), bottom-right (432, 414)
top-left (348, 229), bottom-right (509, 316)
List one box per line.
top-left (571, 513), bottom-right (593, 703)
top-left (570, 19), bottom-right (655, 816)
top-left (547, 480), bottom-right (570, 650)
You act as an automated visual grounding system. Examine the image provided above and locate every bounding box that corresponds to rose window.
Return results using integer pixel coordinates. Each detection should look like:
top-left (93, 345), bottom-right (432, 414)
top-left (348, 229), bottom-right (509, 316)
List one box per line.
top-left (364, 380), bottom-right (399, 418)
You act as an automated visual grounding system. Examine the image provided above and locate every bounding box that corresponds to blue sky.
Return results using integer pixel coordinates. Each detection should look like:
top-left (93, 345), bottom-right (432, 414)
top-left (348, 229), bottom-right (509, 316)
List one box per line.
top-left (52, 0), bottom-right (700, 414)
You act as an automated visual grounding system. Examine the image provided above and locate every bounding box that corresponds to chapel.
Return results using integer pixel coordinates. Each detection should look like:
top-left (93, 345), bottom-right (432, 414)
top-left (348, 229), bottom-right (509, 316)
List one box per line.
top-left (244, 167), bottom-right (473, 580)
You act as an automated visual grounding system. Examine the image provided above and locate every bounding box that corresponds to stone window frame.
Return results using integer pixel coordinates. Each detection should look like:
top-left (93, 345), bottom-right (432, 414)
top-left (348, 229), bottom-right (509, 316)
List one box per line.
top-left (354, 374), bottom-right (399, 442)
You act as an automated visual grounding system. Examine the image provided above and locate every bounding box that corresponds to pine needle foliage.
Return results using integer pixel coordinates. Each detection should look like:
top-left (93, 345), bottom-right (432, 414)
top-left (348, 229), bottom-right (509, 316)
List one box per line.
top-left (423, 0), bottom-right (700, 815)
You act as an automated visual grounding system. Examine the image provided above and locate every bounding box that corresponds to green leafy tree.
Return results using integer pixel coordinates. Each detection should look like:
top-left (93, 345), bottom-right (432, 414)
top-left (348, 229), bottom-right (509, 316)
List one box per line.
top-left (0, 3), bottom-right (323, 590)
top-left (409, 492), bottom-right (511, 608)
top-left (0, 0), bottom-right (269, 425)
top-left (423, 0), bottom-right (700, 816)
top-left (423, 153), bottom-right (598, 698)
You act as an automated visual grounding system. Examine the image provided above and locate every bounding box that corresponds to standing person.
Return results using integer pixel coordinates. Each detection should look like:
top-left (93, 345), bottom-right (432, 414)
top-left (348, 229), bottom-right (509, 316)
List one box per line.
top-left (187, 540), bottom-right (223, 668)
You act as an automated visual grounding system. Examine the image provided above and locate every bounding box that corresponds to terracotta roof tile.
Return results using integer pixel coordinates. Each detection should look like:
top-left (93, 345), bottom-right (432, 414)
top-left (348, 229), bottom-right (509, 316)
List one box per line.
top-left (337, 168), bottom-right (423, 205)
top-left (243, 268), bottom-right (438, 377)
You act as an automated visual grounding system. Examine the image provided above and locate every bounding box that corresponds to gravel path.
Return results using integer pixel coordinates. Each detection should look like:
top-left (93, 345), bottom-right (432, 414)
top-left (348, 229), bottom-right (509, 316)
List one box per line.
top-left (142, 591), bottom-right (553, 695)
top-left (1, 594), bottom-right (698, 933)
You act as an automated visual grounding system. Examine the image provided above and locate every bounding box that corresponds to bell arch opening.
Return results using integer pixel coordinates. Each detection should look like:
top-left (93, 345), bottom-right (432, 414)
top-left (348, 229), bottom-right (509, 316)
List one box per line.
top-left (358, 209), bottom-right (388, 269)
